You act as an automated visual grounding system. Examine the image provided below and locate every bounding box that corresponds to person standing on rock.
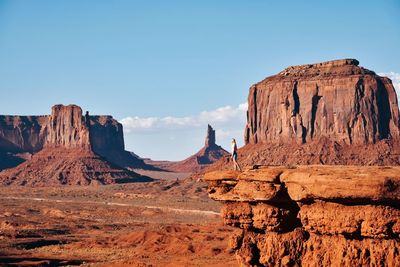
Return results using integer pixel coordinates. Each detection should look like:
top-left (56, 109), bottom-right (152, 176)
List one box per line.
top-left (231, 138), bottom-right (242, 171)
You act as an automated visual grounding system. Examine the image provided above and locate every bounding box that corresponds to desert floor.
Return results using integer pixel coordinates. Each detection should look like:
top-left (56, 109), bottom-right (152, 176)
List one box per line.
top-left (0, 175), bottom-right (238, 267)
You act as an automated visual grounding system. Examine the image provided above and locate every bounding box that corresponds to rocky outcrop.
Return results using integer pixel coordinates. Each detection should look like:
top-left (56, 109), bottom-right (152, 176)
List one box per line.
top-left (156, 125), bottom-right (229, 172)
top-left (245, 59), bottom-right (400, 145)
top-left (204, 166), bottom-right (400, 266)
top-left (0, 104), bottom-right (152, 185)
top-left (205, 124), bottom-right (216, 147)
top-left (89, 115), bottom-right (125, 153)
top-left (88, 115), bottom-right (153, 170)
top-left (0, 104), bottom-right (150, 171)
top-left (0, 115), bottom-right (47, 153)
top-left (45, 104), bottom-right (90, 148)
top-left (205, 59), bottom-right (400, 169)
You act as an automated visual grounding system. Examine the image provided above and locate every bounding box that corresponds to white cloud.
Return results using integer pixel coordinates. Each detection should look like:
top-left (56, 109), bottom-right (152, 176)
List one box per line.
top-left (120, 102), bottom-right (248, 132)
top-left (121, 103), bottom-right (248, 159)
top-left (378, 72), bottom-right (400, 103)
top-left (215, 128), bottom-right (244, 140)
top-left (120, 116), bottom-right (158, 130)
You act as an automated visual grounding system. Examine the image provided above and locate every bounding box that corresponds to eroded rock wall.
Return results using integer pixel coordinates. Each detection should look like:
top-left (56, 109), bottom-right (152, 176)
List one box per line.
top-left (245, 59), bottom-right (400, 145)
top-left (89, 115), bottom-right (125, 153)
top-left (0, 105), bottom-right (127, 152)
top-left (45, 104), bottom-right (91, 149)
top-left (0, 115), bottom-right (47, 153)
top-left (0, 104), bottom-right (141, 170)
top-left (205, 166), bottom-right (400, 266)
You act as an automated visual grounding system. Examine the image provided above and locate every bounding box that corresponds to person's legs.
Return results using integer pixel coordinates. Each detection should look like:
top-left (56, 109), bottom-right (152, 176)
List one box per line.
top-left (232, 153), bottom-right (242, 171)
top-left (235, 160), bottom-right (242, 171)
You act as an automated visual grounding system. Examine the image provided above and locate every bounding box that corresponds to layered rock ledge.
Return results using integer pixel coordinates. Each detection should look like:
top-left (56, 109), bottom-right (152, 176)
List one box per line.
top-left (204, 166), bottom-right (400, 266)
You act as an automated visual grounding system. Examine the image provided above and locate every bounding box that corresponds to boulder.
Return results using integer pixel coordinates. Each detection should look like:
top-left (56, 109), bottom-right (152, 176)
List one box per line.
top-left (280, 165), bottom-right (400, 202)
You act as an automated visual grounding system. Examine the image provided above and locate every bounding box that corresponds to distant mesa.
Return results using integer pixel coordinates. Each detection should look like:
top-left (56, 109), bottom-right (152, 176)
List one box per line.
top-left (149, 124), bottom-right (229, 172)
top-left (0, 104), bottom-right (158, 170)
top-left (0, 104), bottom-right (153, 186)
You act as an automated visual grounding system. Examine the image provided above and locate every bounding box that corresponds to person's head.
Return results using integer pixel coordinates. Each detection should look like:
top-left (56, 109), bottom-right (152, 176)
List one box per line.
top-left (231, 138), bottom-right (236, 144)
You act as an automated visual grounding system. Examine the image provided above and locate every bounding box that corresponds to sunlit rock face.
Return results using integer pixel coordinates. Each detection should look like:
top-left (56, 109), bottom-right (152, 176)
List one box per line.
top-left (205, 166), bottom-right (400, 266)
top-left (0, 104), bottom-right (147, 186)
top-left (0, 104), bottom-right (148, 171)
top-left (245, 59), bottom-right (400, 145)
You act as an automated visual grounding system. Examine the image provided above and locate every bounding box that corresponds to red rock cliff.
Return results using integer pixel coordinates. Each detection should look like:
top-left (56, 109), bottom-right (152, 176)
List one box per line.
top-left (45, 104), bottom-right (91, 149)
top-left (205, 166), bottom-right (400, 266)
top-left (89, 115), bottom-right (125, 153)
top-left (245, 59), bottom-right (400, 145)
top-left (0, 104), bottom-right (148, 170)
top-left (0, 115), bottom-right (47, 153)
top-left (0, 105), bottom-right (149, 185)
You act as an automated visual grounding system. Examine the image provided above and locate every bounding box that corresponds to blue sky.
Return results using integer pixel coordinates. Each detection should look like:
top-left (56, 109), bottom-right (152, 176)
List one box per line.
top-left (0, 1), bottom-right (399, 160)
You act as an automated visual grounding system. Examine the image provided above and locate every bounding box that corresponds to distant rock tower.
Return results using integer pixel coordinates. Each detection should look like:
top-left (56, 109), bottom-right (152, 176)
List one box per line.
top-left (164, 124), bottom-right (229, 172)
top-left (205, 124), bottom-right (216, 147)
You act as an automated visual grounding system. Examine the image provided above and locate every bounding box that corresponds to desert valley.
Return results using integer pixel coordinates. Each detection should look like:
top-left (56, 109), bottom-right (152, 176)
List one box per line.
top-left (0, 58), bottom-right (399, 266)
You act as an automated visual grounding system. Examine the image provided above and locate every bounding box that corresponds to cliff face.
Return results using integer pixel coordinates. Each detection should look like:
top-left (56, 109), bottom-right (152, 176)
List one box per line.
top-left (45, 104), bottom-right (91, 149)
top-left (88, 114), bottom-right (148, 169)
top-left (245, 59), bottom-right (400, 145)
top-left (0, 115), bottom-right (47, 153)
top-left (205, 166), bottom-right (400, 266)
top-left (0, 105), bottom-right (126, 153)
top-left (89, 115), bottom-right (125, 153)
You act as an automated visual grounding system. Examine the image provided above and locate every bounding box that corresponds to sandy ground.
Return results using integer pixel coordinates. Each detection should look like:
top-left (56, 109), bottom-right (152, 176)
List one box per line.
top-left (0, 179), bottom-right (238, 266)
top-left (132, 169), bottom-right (192, 181)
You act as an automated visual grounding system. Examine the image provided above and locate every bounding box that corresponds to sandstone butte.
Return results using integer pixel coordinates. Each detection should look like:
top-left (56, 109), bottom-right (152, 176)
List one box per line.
top-left (0, 104), bottom-right (154, 170)
top-left (204, 59), bottom-right (400, 266)
top-left (0, 104), bottom-right (152, 186)
top-left (245, 59), bottom-right (399, 145)
top-left (208, 59), bottom-right (400, 170)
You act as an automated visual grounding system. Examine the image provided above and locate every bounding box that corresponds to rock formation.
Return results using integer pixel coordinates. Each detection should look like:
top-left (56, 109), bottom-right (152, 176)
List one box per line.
top-left (0, 105), bottom-right (152, 171)
top-left (151, 125), bottom-right (229, 172)
top-left (45, 104), bottom-right (90, 148)
top-left (204, 166), bottom-right (400, 266)
top-left (245, 59), bottom-right (400, 145)
top-left (203, 59), bottom-right (400, 169)
top-left (203, 60), bottom-right (400, 265)
top-left (0, 104), bottom-right (151, 185)
top-left (205, 124), bottom-right (216, 147)
top-left (0, 115), bottom-right (47, 153)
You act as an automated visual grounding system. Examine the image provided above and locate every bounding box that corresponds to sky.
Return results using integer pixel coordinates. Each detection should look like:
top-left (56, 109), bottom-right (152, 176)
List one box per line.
top-left (0, 1), bottom-right (399, 160)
